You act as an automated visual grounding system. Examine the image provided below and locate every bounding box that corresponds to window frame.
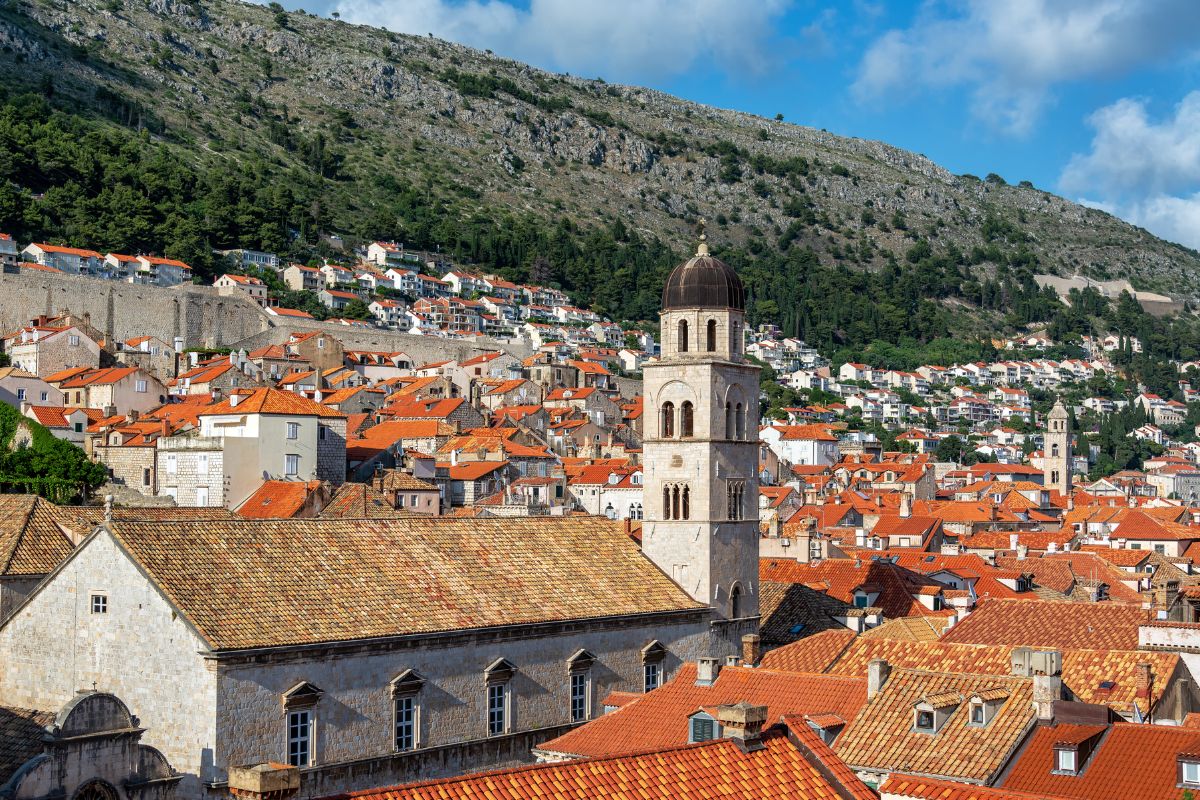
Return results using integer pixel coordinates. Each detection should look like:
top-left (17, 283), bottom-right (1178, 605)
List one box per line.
top-left (393, 694), bottom-right (417, 752)
top-left (287, 422), bottom-right (300, 440)
top-left (90, 593), bottom-right (108, 614)
top-left (287, 709), bottom-right (312, 768)
top-left (284, 453), bottom-right (300, 477)
top-left (1055, 748), bottom-right (1077, 774)
top-left (486, 682), bottom-right (508, 736)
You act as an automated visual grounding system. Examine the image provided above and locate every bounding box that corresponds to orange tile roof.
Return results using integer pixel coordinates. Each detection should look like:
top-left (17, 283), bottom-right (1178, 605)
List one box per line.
top-left (198, 388), bottom-right (345, 418)
top-left (328, 721), bottom-right (874, 800)
top-left (940, 599), bottom-right (1150, 651)
top-left (59, 366), bottom-right (139, 388)
top-left (834, 668), bottom-right (1036, 783)
top-left (0, 495), bottom-right (77, 577)
top-left (882, 775), bottom-right (1072, 800)
top-left (235, 480), bottom-right (323, 519)
top-left (1112, 510), bottom-right (1199, 541)
top-left (537, 663), bottom-right (867, 759)
top-left (760, 558), bottom-right (951, 620)
top-left (102, 516), bottom-right (702, 650)
top-left (1001, 723), bottom-right (1200, 800)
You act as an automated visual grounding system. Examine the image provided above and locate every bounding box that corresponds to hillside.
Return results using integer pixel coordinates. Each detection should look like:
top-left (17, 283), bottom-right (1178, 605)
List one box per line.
top-left (1, 0), bottom-right (1199, 358)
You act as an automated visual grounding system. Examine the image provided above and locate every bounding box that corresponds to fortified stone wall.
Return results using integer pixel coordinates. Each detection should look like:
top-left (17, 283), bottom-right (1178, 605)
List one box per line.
top-left (0, 271), bottom-right (534, 363)
top-left (0, 271), bottom-right (268, 349)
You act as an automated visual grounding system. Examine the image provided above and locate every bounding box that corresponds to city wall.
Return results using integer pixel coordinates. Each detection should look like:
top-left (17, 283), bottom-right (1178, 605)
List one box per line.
top-left (0, 271), bottom-right (531, 363)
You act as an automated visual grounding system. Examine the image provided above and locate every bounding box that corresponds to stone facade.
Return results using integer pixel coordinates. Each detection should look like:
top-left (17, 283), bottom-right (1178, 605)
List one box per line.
top-left (9, 326), bottom-right (101, 377)
top-left (157, 437), bottom-right (226, 507)
top-left (1043, 401), bottom-right (1072, 495)
top-left (642, 299), bottom-right (761, 624)
top-left (0, 532), bottom-right (218, 799)
top-left (94, 443), bottom-right (157, 496)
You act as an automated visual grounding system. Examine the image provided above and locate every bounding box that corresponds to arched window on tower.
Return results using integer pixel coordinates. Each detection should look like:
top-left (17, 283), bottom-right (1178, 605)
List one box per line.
top-left (731, 321), bottom-right (741, 354)
top-left (671, 485), bottom-right (681, 520)
top-left (678, 319), bottom-right (689, 353)
top-left (725, 402), bottom-right (733, 439)
top-left (681, 485), bottom-right (690, 520)
top-left (663, 486), bottom-right (672, 520)
top-left (730, 584), bottom-right (742, 619)
top-left (706, 319), bottom-right (717, 352)
top-left (660, 401), bottom-right (675, 438)
top-left (1051, 443), bottom-right (1060, 457)
top-left (735, 403), bottom-right (745, 440)
top-left (680, 401), bottom-right (694, 438)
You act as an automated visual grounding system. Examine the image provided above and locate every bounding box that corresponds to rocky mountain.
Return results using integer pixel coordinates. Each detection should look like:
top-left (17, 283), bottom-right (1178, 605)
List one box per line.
top-left (1, 0), bottom-right (1198, 321)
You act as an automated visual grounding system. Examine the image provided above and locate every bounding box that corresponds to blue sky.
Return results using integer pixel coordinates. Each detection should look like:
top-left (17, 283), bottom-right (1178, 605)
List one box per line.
top-left (273, 0), bottom-right (1200, 249)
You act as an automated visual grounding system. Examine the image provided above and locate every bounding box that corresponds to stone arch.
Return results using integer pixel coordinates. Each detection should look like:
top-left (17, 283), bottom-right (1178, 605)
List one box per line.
top-left (706, 318), bottom-right (717, 352)
top-left (73, 780), bottom-right (119, 800)
top-left (677, 318), bottom-right (689, 353)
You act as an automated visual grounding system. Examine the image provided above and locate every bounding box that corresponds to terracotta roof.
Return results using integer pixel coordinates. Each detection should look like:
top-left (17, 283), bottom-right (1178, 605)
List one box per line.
top-left (98, 517), bottom-right (703, 650)
top-left (0, 495), bottom-right (76, 577)
top-left (760, 558), bottom-right (951, 620)
top-left (59, 366), bottom-right (139, 388)
top-left (235, 480), bottom-right (323, 519)
top-left (198, 388), bottom-right (345, 418)
top-left (882, 775), bottom-right (1072, 800)
top-left (0, 705), bottom-right (56, 785)
top-left (1112, 510), bottom-right (1198, 542)
top-left (379, 470), bottom-right (438, 492)
top-left (318, 483), bottom-right (410, 519)
top-left (859, 616), bottom-right (952, 642)
top-left (834, 668), bottom-right (1036, 783)
top-left (757, 629), bottom-right (858, 672)
top-left (329, 721), bottom-right (873, 800)
top-left (24, 405), bottom-right (104, 429)
top-left (537, 663), bottom-right (867, 759)
top-left (940, 599), bottom-right (1149, 651)
top-left (1001, 723), bottom-right (1200, 800)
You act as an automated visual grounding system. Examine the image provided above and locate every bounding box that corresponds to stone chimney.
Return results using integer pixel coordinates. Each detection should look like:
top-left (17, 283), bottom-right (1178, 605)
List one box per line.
top-left (228, 764), bottom-right (300, 800)
top-left (899, 492), bottom-right (912, 518)
top-left (695, 657), bottom-right (721, 687)
top-left (867, 658), bottom-right (891, 700)
top-left (1033, 673), bottom-right (1063, 721)
top-left (716, 702), bottom-right (767, 752)
top-left (1009, 533), bottom-right (1019, 551)
top-left (1016, 543), bottom-right (1029, 560)
top-left (742, 634), bottom-right (762, 667)
top-left (767, 514), bottom-right (782, 539)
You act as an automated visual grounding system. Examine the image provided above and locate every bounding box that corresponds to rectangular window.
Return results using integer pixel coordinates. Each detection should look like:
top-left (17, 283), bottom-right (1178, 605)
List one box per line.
top-left (854, 594), bottom-right (869, 609)
top-left (690, 716), bottom-right (715, 742)
top-left (285, 454), bottom-right (300, 477)
top-left (166, 454), bottom-right (177, 474)
top-left (1155, 544), bottom-right (1166, 554)
top-left (318, 425), bottom-right (327, 441)
top-left (40, 391), bottom-right (47, 401)
top-left (487, 683), bottom-right (507, 736)
top-left (394, 696), bottom-right (416, 751)
top-left (73, 421), bottom-right (84, 433)
top-left (197, 454), bottom-right (208, 470)
top-left (68, 334), bottom-right (80, 346)
top-left (1183, 760), bottom-right (1200, 785)
top-left (643, 662), bottom-right (661, 692)
top-left (135, 379), bottom-right (147, 393)
top-left (15, 388), bottom-right (24, 400)
top-left (1056, 749), bottom-right (1076, 773)
top-left (411, 494), bottom-right (419, 507)
top-left (570, 672), bottom-right (589, 722)
top-left (287, 422), bottom-right (300, 439)
top-left (90, 594), bottom-right (108, 614)
top-left (142, 468), bottom-right (151, 487)
top-left (196, 487), bottom-right (209, 506)
top-left (287, 710), bottom-right (311, 767)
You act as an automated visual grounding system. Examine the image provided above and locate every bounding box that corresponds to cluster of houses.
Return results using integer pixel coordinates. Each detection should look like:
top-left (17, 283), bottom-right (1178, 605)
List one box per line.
top-left (5, 237), bottom-right (1200, 800)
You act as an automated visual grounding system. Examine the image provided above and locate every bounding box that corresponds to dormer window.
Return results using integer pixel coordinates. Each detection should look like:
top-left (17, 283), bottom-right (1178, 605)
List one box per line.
top-left (1055, 747), bottom-right (1078, 775)
top-left (1180, 757), bottom-right (1200, 787)
top-left (854, 592), bottom-right (869, 609)
top-left (912, 693), bottom-right (960, 734)
top-left (689, 711), bottom-right (719, 743)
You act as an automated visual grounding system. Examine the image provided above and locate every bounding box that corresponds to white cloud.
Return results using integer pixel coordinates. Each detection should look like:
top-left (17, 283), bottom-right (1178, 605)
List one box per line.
top-left (333, 0), bottom-right (792, 81)
top-left (1125, 193), bottom-right (1200, 250)
top-left (1060, 92), bottom-right (1200, 197)
top-left (1061, 92), bottom-right (1200, 249)
top-left (853, 0), bottom-right (1200, 135)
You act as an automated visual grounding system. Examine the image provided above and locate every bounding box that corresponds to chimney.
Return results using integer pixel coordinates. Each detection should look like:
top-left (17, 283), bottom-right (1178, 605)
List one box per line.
top-left (228, 764), bottom-right (300, 800)
top-left (867, 658), bottom-right (891, 700)
top-left (695, 657), bottom-right (721, 687)
top-left (160, 418), bottom-right (170, 438)
top-left (742, 633), bottom-right (762, 667)
top-left (230, 392), bottom-right (241, 407)
top-left (128, 409), bottom-right (140, 423)
top-left (1009, 533), bottom-right (1019, 551)
top-left (211, 386), bottom-right (223, 403)
top-left (1136, 662), bottom-right (1154, 700)
top-left (900, 492), bottom-right (912, 519)
top-left (716, 702), bottom-right (767, 752)
top-left (1032, 674), bottom-right (1063, 721)
top-left (767, 515), bottom-right (782, 539)
top-left (1016, 543), bottom-right (1029, 560)
top-left (1047, 541), bottom-right (1058, 553)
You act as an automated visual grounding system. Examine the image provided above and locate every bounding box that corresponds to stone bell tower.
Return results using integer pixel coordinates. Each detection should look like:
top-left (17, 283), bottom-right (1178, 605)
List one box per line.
top-left (1043, 400), bottom-right (1072, 496)
top-left (641, 228), bottom-right (760, 621)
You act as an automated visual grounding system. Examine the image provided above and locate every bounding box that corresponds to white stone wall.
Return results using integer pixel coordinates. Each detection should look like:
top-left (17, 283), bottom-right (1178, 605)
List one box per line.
top-left (0, 531), bottom-right (218, 787)
top-left (212, 616), bottom-right (713, 777)
top-left (157, 444), bottom-right (225, 506)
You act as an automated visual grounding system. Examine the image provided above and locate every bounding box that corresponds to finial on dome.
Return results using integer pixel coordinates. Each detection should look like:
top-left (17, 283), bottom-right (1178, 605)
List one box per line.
top-left (696, 217), bottom-right (709, 257)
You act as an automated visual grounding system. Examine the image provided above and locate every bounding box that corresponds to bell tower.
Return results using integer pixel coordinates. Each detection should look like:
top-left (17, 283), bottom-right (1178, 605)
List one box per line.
top-left (1043, 400), bottom-right (1072, 496)
top-left (642, 227), bottom-right (760, 622)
